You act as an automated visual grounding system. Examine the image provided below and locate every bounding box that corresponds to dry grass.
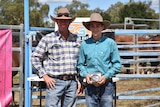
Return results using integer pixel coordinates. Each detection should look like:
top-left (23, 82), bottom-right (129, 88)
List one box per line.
top-left (116, 78), bottom-right (160, 107)
top-left (12, 75), bottom-right (160, 107)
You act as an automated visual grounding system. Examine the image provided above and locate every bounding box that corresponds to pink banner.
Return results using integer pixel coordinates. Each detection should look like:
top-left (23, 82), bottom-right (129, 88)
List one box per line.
top-left (0, 30), bottom-right (12, 107)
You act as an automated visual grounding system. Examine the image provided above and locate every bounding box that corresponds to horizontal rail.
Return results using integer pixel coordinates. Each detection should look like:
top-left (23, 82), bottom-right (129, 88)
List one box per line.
top-left (12, 67), bottom-right (21, 71)
top-left (121, 58), bottom-right (160, 64)
top-left (138, 41), bottom-right (160, 44)
top-left (139, 66), bottom-right (160, 69)
top-left (119, 52), bottom-right (160, 56)
top-left (12, 87), bottom-right (21, 91)
top-left (115, 73), bottom-right (160, 78)
top-left (30, 27), bottom-right (54, 31)
top-left (117, 87), bottom-right (160, 96)
top-left (116, 96), bottom-right (160, 100)
top-left (115, 29), bottom-right (160, 35)
top-left (12, 32), bottom-right (21, 36)
top-left (0, 24), bottom-right (23, 30)
top-left (12, 47), bottom-right (21, 51)
top-left (118, 44), bottom-right (160, 49)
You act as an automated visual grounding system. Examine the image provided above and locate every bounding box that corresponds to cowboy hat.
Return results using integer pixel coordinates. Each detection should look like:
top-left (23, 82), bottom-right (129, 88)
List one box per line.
top-left (82, 13), bottom-right (110, 30)
top-left (50, 7), bottom-right (76, 22)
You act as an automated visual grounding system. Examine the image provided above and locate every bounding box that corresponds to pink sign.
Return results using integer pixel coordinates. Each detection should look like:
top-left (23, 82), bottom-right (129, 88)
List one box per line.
top-left (0, 30), bottom-right (12, 107)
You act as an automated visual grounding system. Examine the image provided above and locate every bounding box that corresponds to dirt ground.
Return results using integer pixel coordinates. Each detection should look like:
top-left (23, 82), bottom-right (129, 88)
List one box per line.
top-left (115, 78), bottom-right (160, 107)
top-left (11, 77), bottom-right (160, 107)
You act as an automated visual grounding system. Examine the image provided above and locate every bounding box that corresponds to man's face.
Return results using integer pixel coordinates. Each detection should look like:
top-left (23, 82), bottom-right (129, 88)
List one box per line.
top-left (56, 19), bottom-right (71, 30)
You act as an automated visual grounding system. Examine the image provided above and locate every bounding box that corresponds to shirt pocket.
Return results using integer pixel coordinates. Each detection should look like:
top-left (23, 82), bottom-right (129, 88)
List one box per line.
top-left (98, 51), bottom-right (105, 58)
top-left (48, 44), bottom-right (62, 61)
top-left (48, 43), bottom-right (62, 55)
top-left (97, 51), bottom-right (111, 62)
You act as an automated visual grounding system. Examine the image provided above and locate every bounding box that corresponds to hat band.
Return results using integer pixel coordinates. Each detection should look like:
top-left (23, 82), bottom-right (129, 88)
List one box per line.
top-left (57, 13), bottom-right (69, 17)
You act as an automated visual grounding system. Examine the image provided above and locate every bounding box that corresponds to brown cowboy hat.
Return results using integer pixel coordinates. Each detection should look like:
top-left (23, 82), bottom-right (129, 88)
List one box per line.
top-left (82, 13), bottom-right (110, 30)
top-left (50, 7), bottom-right (76, 22)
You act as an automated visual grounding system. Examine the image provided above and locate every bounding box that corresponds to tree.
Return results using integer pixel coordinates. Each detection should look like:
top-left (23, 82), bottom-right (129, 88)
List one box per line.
top-left (119, 1), bottom-right (158, 29)
top-left (92, 8), bottom-right (111, 21)
top-left (76, 8), bottom-right (92, 17)
top-left (105, 2), bottom-right (124, 23)
top-left (0, 0), bottom-right (50, 27)
top-left (65, 0), bottom-right (89, 16)
top-left (0, 0), bottom-right (158, 29)
top-left (0, 0), bottom-right (24, 25)
top-left (54, 0), bottom-right (90, 17)
top-left (29, 2), bottom-right (49, 27)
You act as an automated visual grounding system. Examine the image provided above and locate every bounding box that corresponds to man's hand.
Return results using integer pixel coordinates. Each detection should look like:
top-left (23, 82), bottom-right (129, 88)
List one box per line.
top-left (43, 74), bottom-right (56, 89)
top-left (77, 83), bottom-right (84, 95)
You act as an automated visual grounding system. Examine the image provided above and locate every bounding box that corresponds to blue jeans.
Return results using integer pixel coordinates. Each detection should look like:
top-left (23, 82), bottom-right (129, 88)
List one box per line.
top-left (45, 78), bottom-right (77, 107)
top-left (85, 81), bottom-right (114, 107)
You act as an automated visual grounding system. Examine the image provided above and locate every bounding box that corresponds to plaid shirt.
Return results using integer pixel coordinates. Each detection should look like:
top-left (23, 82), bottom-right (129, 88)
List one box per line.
top-left (31, 31), bottom-right (81, 78)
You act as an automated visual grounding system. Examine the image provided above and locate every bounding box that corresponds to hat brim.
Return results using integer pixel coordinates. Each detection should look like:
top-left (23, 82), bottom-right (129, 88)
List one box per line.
top-left (82, 21), bottom-right (110, 30)
top-left (50, 15), bottom-right (76, 22)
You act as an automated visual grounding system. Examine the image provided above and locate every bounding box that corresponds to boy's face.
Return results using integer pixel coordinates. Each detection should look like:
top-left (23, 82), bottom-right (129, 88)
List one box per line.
top-left (89, 22), bottom-right (104, 37)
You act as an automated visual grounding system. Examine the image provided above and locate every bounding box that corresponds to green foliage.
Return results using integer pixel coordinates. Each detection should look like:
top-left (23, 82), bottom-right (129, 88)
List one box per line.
top-left (0, 0), bottom-right (49, 27)
top-left (76, 9), bottom-right (92, 17)
top-left (0, 0), bottom-right (23, 25)
top-left (54, 0), bottom-right (89, 17)
top-left (66, 0), bottom-right (89, 16)
top-left (53, 0), bottom-right (158, 29)
top-left (0, 0), bottom-right (159, 29)
top-left (119, 1), bottom-right (158, 28)
top-left (106, 2), bottom-right (124, 23)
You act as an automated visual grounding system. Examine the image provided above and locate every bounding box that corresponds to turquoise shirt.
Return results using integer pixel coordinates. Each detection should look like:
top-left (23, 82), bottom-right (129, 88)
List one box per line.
top-left (77, 35), bottom-right (122, 79)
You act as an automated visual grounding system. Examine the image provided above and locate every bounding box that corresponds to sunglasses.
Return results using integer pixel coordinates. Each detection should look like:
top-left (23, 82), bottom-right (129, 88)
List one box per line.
top-left (57, 13), bottom-right (69, 17)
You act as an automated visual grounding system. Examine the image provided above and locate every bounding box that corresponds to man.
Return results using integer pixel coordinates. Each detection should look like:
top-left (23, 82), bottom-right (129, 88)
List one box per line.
top-left (31, 7), bottom-right (83, 107)
top-left (77, 13), bottom-right (122, 107)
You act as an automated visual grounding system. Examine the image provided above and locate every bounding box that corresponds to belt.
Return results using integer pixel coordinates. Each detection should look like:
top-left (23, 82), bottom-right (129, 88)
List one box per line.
top-left (106, 78), bottom-right (112, 83)
top-left (49, 75), bottom-right (76, 81)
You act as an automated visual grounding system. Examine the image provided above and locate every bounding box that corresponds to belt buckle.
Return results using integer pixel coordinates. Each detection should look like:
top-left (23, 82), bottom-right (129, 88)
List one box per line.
top-left (63, 75), bottom-right (68, 80)
top-left (91, 72), bottom-right (102, 82)
top-left (61, 75), bottom-right (75, 80)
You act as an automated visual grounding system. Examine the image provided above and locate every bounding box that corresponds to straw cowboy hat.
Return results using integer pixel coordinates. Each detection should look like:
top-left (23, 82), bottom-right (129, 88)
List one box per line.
top-left (50, 7), bottom-right (76, 22)
top-left (83, 13), bottom-right (110, 30)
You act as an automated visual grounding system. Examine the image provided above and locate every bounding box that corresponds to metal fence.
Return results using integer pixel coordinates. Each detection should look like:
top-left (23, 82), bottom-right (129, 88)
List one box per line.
top-left (25, 29), bottom-right (160, 107)
top-left (0, 24), bottom-right (24, 107)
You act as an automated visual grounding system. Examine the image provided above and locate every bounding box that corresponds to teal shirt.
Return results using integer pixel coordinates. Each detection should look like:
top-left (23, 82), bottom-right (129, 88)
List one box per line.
top-left (77, 35), bottom-right (122, 79)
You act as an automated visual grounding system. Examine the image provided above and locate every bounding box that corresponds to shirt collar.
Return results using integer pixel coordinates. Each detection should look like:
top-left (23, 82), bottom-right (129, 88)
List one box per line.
top-left (91, 34), bottom-right (106, 43)
top-left (55, 30), bottom-right (77, 41)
